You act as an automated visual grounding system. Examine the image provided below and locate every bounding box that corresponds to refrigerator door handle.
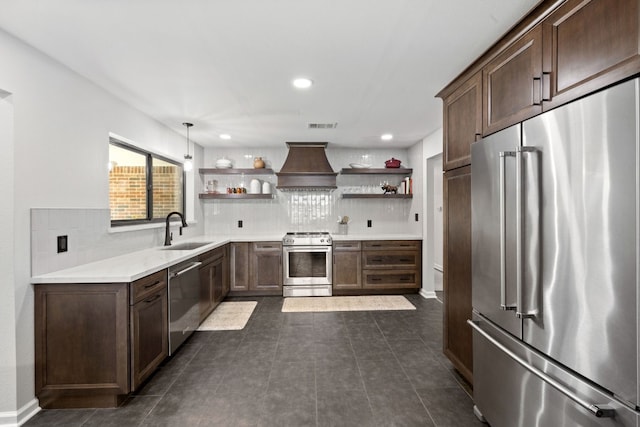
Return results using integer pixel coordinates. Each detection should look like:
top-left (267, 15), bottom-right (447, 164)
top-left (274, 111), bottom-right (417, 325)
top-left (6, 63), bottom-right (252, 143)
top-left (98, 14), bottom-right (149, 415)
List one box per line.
top-left (499, 151), bottom-right (516, 311)
top-left (516, 146), bottom-right (536, 319)
top-left (468, 319), bottom-right (616, 419)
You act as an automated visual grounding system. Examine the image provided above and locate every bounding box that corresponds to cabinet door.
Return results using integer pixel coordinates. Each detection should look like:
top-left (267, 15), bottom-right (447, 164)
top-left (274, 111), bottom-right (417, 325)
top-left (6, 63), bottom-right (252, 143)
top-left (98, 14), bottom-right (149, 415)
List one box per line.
top-left (443, 72), bottom-right (482, 170)
top-left (199, 262), bottom-right (214, 322)
top-left (34, 283), bottom-right (130, 408)
top-left (249, 242), bottom-right (283, 291)
top-left (211, 255), bottom-right (225, 305)
top-left (130, 287), bottom-right (168, 391)
top-left (443, 166), bottom-right (473, 384)
top-left (333, 241), bottom-right (362, 290)
top-left (230, 242), bottom-right (250, 291)
top-left (542, 0), bottom-right (640, 110)
top-left (483, 25), bottom-right (543, 134)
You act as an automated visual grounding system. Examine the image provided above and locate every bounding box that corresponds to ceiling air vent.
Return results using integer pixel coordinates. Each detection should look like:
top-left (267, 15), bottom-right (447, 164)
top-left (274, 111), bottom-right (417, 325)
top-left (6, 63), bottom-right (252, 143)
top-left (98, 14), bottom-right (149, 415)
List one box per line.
top-left (308, 122), bottom-right (338, 129)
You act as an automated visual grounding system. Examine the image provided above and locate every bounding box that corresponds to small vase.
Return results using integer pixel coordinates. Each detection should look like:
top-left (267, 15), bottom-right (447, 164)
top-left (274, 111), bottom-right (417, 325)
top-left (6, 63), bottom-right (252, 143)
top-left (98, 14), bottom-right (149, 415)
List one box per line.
top-left (253, 157), bottom-right (265, 169)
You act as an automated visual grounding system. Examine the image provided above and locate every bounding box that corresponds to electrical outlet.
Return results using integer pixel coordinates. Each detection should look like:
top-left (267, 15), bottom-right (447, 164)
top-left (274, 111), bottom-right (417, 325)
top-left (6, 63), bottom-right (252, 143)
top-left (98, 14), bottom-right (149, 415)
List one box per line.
top-left (238, 220), bottom-right (243, 228)
top-left (367, 219), bottom-right (372, 228)
top-left (57, 235), bottom-right (68, 253)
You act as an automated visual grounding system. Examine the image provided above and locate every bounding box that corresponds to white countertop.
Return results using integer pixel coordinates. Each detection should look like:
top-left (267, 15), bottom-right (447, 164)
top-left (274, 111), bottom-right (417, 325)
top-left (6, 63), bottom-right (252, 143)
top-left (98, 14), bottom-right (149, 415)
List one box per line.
top-left (31, 233), bottom-right (422, 284)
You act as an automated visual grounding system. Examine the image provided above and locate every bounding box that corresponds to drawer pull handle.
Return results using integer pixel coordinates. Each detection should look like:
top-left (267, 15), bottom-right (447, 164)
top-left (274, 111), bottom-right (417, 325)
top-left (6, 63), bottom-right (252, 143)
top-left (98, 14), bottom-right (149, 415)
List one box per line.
top-left (144, 280), bottom-right (161, 288)
top-left (144, 294), bottom-right (162, 303)
top-left (371, 258), bottom-right (383, 263)
top-left (371, 277), bottom-right (382, 281)
top-left (399, 258), bottom-right (412, 262)
top-left (371, 244), bottom-right (382, 247)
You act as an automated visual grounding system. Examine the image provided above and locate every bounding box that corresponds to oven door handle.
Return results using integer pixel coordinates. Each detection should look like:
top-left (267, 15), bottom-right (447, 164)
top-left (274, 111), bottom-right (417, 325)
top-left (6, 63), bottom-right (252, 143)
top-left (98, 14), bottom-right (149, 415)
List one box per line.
top-left (283, 245), bottom-right (332, 252)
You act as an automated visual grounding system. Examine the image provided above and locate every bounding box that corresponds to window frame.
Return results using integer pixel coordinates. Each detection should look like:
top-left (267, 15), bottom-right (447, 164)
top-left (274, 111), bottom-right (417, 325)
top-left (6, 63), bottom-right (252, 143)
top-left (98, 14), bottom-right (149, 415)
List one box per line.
top-left (109, 138), bottom-right (186, 227)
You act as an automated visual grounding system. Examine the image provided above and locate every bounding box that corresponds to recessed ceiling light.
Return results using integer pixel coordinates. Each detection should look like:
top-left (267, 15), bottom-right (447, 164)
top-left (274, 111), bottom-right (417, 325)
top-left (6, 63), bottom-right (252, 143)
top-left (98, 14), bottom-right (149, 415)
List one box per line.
top-left (220, 134), bottom-right (231, 140)
top-left (293, 78), bottom-right (313, 89)
top-left (381, 133), bottom-right (393, 141)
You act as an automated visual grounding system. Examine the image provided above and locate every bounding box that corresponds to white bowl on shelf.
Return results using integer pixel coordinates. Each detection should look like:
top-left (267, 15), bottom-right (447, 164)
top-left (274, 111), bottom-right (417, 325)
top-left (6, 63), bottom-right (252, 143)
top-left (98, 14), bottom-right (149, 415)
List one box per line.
top-left (215, 158), bottom-right (232, 168)
top-left (349, 163), bottom-right (371, 169)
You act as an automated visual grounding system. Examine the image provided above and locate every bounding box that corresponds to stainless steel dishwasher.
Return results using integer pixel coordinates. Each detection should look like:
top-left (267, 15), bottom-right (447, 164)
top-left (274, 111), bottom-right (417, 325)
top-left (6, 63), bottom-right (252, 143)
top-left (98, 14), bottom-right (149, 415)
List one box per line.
top-left (168, 258), bottom-right (201, 355)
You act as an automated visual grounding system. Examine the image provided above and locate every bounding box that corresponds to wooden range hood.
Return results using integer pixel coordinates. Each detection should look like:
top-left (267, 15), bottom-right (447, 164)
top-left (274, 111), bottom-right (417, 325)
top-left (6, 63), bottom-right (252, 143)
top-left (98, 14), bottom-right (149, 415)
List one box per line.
top-left (276, 142), bottom-right (337, 190)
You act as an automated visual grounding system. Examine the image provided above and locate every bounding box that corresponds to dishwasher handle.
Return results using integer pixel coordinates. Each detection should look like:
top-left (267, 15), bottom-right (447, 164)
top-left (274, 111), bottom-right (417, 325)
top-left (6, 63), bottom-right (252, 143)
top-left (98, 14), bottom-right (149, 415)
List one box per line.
top-left (170, 261), bottom-right (202, 278)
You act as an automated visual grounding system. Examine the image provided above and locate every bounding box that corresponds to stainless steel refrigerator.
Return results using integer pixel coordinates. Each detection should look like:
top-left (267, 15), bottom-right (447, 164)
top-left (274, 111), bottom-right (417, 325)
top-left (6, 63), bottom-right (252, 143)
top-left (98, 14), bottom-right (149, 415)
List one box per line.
top-left (469, 77), bottom-right (640, 426)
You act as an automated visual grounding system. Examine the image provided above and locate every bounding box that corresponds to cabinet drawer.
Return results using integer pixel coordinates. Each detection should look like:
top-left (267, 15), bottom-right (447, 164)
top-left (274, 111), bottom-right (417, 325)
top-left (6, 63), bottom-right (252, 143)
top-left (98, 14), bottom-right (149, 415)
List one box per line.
top-left (362, 251), bottom-right (418, 269)
top-left (333, 241), bottom-right (361, 251)
top-left (363, 270), bottom-right (419, 289)
top-left (199, 246), bottom-right (225, 264)
top-left (131, 270), bottom-right (167, 305)
top-left (362, 240), bottom-right (420, 251)
top-left (252, 241), bottom-right (282, 252)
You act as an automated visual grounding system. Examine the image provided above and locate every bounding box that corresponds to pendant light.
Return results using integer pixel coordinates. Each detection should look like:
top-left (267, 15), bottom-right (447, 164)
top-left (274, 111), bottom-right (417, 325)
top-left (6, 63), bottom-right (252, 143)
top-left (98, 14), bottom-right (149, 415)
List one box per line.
top-left (182, 122), bottom-right (193, 171)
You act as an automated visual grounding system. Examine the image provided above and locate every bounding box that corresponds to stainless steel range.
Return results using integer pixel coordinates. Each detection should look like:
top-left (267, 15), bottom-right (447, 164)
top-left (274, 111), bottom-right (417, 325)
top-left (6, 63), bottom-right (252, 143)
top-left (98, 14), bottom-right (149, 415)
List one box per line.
top-left (282, 231), bottom-right (332, 297)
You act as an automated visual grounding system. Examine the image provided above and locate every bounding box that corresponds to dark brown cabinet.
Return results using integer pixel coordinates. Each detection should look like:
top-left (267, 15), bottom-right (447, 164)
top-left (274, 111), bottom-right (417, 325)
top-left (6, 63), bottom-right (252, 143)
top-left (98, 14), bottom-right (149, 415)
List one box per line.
top-left (442, 72), bottom-right (482, 170)
top-left (34, 269), bottom-right (169, 408)
top-left (130, 270), bottom-right (168, 391)
top-left (249, 242), bottom-right (282, 291)
top-left (542, 0), bottom-right (640, 110)
top-left (361, 240), bottom-right (421, 290)
top-left (333, 241), bottom-right (362, 290)
top-left (199, 246), bottom-right (228, 322)
top-left (230, 241), bottom-right (282, 294)
top-left (483, 25), bottom-right (543, 135)
top-left (229, 242), bottom-right (250, 291)
top-left (443, 166), bottom-right (473, 384)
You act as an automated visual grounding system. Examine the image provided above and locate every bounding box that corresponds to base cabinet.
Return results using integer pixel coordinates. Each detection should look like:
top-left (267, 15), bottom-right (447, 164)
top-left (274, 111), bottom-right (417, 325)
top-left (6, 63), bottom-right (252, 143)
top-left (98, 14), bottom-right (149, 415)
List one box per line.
top-left (230, 241), bottom-right (282, 294)
top-left (249, 242), bottom-right (282, 291)
top-left (361, 241), bottom-right (421, 291)
top-left (199, 246), bottom-right (228, 322)
top-left (229, 242), bottom-right (250, 291)
top-left (443, 166), bottom-right (473, 384)
top-left (34, 270), bottom-right (169, 408)
top-left (333, 241), bottom-right (362, 290)
top-left (130, 270), bottom-right (168, 390)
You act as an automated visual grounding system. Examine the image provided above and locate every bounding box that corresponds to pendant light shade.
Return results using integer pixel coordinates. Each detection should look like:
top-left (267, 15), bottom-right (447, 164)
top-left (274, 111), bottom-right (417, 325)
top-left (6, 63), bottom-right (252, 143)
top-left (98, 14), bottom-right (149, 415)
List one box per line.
top-left (182, 122), bottom-right (193, 171)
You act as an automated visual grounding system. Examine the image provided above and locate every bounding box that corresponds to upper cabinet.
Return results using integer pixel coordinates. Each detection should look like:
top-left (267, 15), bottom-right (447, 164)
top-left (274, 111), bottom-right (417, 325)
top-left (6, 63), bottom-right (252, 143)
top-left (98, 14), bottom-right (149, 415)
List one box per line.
top-left (439, 0), bottom-right (640, 154)
top-left (442, 72), bottom-right (482, 171)
top-left (541, 0), bottom-right (640, 110)
top-left (483, 25), bottom-right (543, 135)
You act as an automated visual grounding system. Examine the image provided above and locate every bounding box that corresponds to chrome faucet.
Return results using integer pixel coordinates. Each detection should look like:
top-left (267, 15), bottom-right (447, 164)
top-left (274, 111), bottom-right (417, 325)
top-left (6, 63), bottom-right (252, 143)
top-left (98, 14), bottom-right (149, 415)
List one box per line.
top-left (164, 211), bottom-right (188, 246)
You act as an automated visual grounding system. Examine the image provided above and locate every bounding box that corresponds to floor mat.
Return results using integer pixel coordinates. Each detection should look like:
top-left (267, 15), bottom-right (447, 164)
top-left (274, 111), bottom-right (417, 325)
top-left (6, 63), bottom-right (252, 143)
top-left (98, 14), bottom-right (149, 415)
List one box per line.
top-left (282, 295), bottom-right (415, 312)
top-left (197, 301), bottom-right (257, 331)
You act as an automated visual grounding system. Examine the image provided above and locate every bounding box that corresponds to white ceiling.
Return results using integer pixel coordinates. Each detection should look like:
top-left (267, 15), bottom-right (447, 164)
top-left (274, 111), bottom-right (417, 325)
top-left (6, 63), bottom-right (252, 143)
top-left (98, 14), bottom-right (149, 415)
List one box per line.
top-left (0, 0), bottom-right (540, 149)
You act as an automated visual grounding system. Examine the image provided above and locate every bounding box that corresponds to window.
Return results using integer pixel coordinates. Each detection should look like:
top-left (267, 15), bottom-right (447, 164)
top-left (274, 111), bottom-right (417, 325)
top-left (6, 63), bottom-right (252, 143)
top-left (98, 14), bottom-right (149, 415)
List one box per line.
top-left (109, 138), bottom-right (185, 225)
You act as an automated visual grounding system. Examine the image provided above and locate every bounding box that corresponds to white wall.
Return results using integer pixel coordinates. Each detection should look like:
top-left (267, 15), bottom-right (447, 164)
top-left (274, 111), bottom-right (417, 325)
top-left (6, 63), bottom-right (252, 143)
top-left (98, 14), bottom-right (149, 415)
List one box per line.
top-left (0, 29), bottom-right (204, 424)
top-left (431, 155), bottom-right (443, 270)
top-left (420, 128), bottom-right (443, 299)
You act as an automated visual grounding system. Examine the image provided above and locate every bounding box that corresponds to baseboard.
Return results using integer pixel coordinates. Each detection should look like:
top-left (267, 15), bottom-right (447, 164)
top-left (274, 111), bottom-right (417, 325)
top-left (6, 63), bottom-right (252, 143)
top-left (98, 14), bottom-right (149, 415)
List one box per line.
top-left (0, 398), bottom-right (40, 426)
top-left (419, 289), bottom-right (437, 299)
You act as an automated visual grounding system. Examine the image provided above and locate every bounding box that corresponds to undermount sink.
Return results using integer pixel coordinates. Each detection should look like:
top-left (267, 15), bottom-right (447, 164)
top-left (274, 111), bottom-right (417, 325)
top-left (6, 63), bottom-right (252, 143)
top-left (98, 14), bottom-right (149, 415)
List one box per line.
top-left (162, 242), bottom-right (212, 251)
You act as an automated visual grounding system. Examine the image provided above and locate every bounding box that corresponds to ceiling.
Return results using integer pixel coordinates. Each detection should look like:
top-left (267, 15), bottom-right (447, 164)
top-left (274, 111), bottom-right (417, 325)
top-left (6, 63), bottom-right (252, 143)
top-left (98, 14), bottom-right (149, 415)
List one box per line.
top-left (0, 0), bottom-right (540, 149)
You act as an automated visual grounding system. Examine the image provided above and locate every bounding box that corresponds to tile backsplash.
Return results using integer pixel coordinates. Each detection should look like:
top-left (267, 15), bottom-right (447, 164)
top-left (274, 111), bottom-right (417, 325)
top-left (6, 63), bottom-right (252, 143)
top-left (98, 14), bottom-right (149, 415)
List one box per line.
top-left (202, 146), bottom-right (419, 237)
top-left (31, 208), bottom-right (179, 276)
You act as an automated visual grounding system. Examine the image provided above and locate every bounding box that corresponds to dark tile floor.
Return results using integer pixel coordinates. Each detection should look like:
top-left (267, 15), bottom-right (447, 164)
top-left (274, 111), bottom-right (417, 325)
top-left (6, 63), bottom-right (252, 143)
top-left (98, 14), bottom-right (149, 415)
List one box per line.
top-left (25, 294), bottom-right (483, 427)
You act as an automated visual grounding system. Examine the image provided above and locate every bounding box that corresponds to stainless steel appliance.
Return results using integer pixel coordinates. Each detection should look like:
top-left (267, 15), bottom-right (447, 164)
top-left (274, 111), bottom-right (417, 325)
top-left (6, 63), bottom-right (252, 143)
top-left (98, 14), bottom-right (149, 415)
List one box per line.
top-left (168, 258), bottom-right (201, 355)
top-left (469, 77), bottom-right (640, 426)
top-left (282, 231), bottom-right (332, 297)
